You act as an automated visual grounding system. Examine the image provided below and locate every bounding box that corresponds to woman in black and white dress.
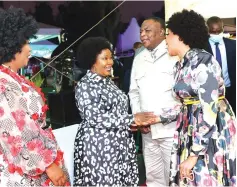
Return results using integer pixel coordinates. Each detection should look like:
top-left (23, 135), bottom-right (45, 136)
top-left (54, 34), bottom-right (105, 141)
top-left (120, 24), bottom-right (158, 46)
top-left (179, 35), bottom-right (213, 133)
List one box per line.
top-left (73, 37), bottom-right (156, 186)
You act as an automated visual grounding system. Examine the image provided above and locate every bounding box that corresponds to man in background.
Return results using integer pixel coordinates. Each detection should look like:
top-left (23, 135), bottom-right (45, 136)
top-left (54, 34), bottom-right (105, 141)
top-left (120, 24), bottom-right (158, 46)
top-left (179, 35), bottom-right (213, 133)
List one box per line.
top-left (123, 41), bottom-right (144, 94)
top-left (206, 16), bottom-right (236, 113)
top-left (133, 41), bottom-right (143, 56)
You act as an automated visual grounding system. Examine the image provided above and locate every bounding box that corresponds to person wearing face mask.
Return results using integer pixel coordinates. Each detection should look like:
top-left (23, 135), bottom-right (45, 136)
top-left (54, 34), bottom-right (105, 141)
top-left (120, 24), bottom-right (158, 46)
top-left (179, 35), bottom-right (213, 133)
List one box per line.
top-left (206, 16), bottom-right (236, 113)
top-left (129, 17), bottom-right (181, 187)
top-left (73, 37), bottom-right (157, 186)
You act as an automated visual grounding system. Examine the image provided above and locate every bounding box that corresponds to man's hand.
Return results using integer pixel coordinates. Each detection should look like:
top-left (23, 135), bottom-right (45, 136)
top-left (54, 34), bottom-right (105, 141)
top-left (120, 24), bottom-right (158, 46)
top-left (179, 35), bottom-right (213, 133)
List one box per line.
top-left (130, 123), bottom-right (138, 132)
top-left (130, 124), bottom-right (150, 134)
top-left (134, 112), bottom-right (156, 126)
top-left (134, 112), bottom-right (160, 126)
top-left (46, 163), bottom-right (68, 186)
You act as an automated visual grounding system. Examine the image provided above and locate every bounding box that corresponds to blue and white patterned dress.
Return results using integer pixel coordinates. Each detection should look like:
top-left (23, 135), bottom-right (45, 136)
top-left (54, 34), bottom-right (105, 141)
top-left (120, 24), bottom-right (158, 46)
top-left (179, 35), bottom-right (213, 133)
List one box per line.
top-left (74, 71), bottom-right (138, 186)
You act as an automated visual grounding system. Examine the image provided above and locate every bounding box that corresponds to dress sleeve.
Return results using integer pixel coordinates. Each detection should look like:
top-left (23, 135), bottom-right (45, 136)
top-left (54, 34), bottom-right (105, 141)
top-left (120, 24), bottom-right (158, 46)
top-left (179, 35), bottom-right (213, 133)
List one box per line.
top-left (159, 103), bottom-right (182, 125)
top-left (190, 55), bottom-right (220, 156)
top-left (0, 80), bottom-right (58, 177)
top-left (75, 82), bottom-right (134, 129)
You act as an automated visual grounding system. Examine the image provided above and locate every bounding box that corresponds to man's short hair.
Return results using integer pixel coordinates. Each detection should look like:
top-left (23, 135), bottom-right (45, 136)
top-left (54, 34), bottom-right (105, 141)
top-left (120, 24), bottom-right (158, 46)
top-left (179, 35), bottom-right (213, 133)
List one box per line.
top-left (145, 16), bottom-right (166, 30)
top-left (207, 16), bottom-right (223, 26)
top-left (133, 42), bottom-right (143, 50)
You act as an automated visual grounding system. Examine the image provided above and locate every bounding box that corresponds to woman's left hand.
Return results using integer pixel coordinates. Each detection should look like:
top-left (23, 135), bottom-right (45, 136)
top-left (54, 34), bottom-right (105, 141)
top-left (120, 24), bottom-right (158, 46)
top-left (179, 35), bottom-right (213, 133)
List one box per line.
top-left (179, 156), bottom-right (198, 180)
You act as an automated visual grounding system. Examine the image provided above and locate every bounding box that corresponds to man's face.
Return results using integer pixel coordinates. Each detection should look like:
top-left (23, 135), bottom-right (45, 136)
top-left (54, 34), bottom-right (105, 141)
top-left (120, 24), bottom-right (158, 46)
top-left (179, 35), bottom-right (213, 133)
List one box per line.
top-left (208, 22), bottom-right (223, 35)
top-left (140, 20), bottom-right (164, 50)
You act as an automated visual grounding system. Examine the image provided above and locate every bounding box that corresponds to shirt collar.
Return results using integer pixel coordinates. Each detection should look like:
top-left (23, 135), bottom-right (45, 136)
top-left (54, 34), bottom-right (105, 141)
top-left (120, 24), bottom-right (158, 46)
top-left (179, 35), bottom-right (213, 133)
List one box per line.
top-left (86, 70), bottom-right (110, 84)
top-left (148, 40), bottom-right (167, 60)
top-left (149, 40), bottom-right (167, 53)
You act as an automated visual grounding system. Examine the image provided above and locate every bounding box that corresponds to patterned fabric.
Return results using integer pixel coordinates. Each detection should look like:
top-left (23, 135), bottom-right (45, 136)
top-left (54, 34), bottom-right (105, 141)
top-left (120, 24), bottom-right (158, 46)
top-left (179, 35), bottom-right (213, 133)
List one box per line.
top-left (74, 71), bottom-right (138, 186)
top-left (0, 66), bottom-right (69, 186)
top-left (169, 49), bottom-right (236, 186)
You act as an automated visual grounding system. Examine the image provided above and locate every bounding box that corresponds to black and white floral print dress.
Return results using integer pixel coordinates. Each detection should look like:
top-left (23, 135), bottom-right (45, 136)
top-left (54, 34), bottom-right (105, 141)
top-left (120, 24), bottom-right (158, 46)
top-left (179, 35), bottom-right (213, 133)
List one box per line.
top-left (74, 71), bottom-right (138, 186)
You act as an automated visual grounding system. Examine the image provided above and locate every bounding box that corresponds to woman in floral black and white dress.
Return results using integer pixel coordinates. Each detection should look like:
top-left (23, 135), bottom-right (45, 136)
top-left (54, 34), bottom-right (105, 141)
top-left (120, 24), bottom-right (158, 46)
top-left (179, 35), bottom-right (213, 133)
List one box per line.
top-left (74, 37), bottom-right (156, 186)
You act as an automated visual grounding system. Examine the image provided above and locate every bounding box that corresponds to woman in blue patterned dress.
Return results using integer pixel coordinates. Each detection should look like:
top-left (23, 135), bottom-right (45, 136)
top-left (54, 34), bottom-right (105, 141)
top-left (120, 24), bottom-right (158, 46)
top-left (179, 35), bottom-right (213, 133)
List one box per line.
top-left (165, 10), bottom-right (236, 186)
top-left (73, 37), bottom-right (156, 186)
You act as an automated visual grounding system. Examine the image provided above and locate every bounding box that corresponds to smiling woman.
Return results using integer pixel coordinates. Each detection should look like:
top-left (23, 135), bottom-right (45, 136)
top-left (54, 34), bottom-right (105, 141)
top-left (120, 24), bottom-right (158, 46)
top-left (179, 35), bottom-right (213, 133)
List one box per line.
top-left (0, 7), bottom-right (70, 186)
top-left (92, 48), bottom-right (114, 77)
top-left (73, 37), bottom-right (138, 186)
top-left (73, 37), bottom-right (157, 186)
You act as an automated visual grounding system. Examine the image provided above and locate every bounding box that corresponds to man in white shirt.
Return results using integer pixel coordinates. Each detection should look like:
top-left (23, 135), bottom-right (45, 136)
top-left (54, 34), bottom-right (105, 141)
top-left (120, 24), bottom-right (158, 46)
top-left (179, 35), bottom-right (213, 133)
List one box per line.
top-left (129, 17), bottom-right (181, 187)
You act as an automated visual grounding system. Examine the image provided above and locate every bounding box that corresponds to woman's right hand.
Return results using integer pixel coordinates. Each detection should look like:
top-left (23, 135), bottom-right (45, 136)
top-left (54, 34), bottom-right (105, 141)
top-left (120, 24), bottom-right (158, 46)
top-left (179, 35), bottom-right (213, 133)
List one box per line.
top-left (45, 163), bottom-right (68, 186)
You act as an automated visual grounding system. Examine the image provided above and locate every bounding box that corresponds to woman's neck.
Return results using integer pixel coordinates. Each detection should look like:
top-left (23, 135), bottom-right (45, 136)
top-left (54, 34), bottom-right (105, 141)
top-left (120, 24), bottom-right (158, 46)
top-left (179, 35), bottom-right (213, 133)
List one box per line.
top-left (177, 45), bottom-right (191, 60)
top-left (2, 62), bottom-right (18, 73)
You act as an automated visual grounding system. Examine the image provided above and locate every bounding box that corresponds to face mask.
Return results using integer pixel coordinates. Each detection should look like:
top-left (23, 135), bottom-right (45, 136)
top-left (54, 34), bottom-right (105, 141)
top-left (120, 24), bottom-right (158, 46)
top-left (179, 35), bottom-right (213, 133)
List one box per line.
top-left (209, 33), bottom-right (223, 43)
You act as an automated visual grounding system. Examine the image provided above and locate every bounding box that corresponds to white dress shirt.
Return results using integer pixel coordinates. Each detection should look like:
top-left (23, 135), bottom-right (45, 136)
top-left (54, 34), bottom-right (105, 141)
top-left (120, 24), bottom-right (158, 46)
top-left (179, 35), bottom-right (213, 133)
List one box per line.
top-left (129, 40), bottom-right (181, 139)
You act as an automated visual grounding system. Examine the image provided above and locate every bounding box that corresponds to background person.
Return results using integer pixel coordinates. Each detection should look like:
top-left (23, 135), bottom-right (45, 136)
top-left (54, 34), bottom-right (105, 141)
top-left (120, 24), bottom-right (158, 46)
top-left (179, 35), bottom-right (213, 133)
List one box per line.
top-left (205, 16), bottom-right (236, 113)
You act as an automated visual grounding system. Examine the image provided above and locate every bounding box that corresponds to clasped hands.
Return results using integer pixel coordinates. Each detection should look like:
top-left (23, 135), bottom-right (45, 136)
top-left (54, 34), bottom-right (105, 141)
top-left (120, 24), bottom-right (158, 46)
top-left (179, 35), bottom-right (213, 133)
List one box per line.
top-left (130, 112), bottom-right (160, 132)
